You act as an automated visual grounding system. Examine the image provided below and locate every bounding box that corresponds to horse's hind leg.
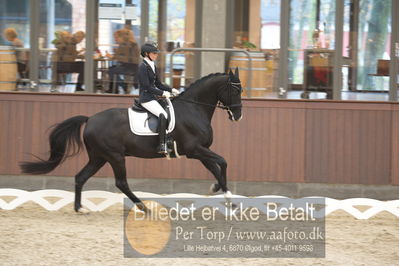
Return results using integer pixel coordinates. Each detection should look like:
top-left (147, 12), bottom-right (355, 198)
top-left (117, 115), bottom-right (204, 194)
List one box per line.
top-left (74, 156), bottom-right (106, 212)
top-left (108, 154), bottom-right (148, 212)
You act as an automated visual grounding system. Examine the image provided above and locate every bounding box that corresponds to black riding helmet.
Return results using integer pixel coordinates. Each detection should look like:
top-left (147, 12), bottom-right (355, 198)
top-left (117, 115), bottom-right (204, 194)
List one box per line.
top-left (140, 42), bottom-right (160, 58)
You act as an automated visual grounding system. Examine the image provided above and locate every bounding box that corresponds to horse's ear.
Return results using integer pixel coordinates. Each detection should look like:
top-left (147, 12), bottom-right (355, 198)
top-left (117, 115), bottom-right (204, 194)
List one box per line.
top-left (234, 67), bottom-right (239, 79)
top-left (228, 68), bottom-right (234, 79)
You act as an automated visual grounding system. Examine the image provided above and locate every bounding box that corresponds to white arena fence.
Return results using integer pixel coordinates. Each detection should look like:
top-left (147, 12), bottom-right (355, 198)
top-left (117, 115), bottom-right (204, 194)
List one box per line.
top-left (0, 189), bottom-right (398, 220)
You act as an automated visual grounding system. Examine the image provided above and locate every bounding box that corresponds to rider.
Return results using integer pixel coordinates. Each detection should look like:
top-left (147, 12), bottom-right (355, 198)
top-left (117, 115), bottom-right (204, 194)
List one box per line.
top-left (137, 42), bottom-right (180, 154)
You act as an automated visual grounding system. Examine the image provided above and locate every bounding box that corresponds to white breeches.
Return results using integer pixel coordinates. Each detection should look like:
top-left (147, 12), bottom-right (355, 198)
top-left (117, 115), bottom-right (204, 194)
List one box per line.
top-left (141, 100), bottom-right (168, 119)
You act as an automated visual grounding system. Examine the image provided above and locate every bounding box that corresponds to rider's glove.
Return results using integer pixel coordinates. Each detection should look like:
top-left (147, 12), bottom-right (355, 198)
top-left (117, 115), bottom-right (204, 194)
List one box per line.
top-left (171, 88), bottom-right (180, 96)
top-left (163, 91), bottom-right (172, 98)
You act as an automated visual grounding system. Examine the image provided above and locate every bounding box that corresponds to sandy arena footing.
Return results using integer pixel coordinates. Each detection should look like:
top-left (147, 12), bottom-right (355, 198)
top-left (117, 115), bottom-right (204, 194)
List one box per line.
top-left (0, 202), bottom-right (398, 265)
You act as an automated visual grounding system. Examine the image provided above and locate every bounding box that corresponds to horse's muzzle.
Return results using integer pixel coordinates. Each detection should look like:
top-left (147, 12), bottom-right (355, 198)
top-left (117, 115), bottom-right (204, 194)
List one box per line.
top-left (228, 111), bottom-right (242, 122)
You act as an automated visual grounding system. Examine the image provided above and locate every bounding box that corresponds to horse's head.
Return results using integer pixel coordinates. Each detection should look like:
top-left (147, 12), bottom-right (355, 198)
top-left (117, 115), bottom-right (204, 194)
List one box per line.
top-left (218, 68), bottom-right (243, 121)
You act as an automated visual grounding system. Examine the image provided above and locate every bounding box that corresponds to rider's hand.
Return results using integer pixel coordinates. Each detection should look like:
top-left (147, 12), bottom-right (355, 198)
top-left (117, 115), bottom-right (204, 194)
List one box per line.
top-left (171, 88), bottom-right (180, 96)
top-left (163, 91), bottom-right (172, 98)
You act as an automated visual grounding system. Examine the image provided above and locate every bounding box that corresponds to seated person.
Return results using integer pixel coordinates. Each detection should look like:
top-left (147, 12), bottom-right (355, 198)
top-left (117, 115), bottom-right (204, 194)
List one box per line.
top-left (53, 31), bottom-right (85, 91)
top-left (3, 28), bottom-right (29, 80)
top-left (106, 28), bottom-right (140, 94)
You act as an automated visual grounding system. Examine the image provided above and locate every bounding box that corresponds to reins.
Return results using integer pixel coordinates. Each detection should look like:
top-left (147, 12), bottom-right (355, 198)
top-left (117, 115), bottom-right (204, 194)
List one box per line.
top-left (174, 98), bottom-right (233, 110)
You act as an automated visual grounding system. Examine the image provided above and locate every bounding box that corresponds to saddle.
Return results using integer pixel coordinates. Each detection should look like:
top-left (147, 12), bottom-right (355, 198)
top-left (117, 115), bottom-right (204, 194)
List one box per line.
top-left (131, 99), bottom-right (171, 131)
top-left (128, 98), bottom-right (176, 136)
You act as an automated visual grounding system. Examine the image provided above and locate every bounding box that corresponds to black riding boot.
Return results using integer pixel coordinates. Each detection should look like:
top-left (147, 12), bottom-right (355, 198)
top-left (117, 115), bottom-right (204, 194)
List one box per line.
top-left (157, 114), bottom-right (167, 154)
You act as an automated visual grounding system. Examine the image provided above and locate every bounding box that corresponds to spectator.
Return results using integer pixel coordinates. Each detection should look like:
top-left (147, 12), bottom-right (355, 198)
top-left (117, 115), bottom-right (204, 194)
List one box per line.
top-left (3, 28), bottom-right (28, 80)
top-left (53, 30), bottom-right (85, 91)
top-left (106, 28), bottom-right (140, 94)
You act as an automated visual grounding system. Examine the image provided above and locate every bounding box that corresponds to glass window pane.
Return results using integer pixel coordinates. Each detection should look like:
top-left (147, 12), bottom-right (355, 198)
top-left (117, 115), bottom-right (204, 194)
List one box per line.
top-left (356, 0), bottom-right (391, 91)
top-left (166, 0), bottom-right (185, 44)
top-left (260, 0), bottom-right (281, 98)
top-left (261, 0), bottom-right (281, 49)
top-left (38, 0), bottom-right (86, 93)
top-left (0, 0), bottom-right (30, 91)
top-left (149, 0), bottom-right (158, 42)
top-left (341, 0), bottom-right (392, 101)
top-left (97, 0), bottom-right (141, 94)
top-left (289, 0), bottom-right (335, 99)
top-left (229, 0), bottom-right (282, 98)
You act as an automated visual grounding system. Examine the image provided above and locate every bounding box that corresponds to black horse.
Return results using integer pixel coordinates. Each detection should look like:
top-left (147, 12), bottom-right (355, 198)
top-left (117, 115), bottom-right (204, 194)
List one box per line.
top-left (20, 69), bottom-right (242, 212)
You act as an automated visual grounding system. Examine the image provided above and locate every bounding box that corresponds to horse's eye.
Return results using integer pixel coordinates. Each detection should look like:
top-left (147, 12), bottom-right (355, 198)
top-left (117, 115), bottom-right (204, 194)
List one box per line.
top-left (233, 88), bottom-right (241, 95)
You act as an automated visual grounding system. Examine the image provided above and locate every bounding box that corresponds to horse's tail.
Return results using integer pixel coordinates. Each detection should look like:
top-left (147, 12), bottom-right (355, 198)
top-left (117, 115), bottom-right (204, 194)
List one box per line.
top-left (20, 115), bottom-right (89, 175)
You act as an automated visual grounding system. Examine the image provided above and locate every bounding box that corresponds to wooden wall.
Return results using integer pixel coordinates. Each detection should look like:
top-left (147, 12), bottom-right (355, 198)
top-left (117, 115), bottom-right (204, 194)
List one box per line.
top-left (1, 91), bottom-right (398, 185)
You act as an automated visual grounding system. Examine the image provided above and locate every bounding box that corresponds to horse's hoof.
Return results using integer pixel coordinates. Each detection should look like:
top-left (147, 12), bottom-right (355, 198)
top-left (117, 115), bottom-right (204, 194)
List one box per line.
top-left (77, 207), bottom-right (90, 214)
top-left (135, 202), bottom-right (151, 214)
top-left (224, 190), bottom-right (233, 199)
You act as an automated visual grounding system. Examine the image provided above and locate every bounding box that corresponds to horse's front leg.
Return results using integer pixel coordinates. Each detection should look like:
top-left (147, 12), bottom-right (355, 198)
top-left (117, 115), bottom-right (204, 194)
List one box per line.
top-left (200, 160), bottom-right (224, 193)
top-left (187, 146), bottom-right (232, 200)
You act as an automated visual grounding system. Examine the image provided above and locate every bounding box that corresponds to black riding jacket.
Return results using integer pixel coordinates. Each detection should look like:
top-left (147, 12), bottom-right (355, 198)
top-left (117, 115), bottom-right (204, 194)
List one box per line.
top-left (137, 60), bottom-right (171, 103)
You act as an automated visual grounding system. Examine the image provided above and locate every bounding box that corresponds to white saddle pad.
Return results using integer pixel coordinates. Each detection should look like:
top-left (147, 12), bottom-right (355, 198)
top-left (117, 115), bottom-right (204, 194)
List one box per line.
top-left (128, 98), bottom-right (176, 136)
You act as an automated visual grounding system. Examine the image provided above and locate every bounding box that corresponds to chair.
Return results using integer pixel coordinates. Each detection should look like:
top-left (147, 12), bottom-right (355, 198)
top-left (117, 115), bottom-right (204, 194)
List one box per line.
top-left (51, 61), bottom-right (68, 92)
top-left (109, 73), bottom-right (137, 94)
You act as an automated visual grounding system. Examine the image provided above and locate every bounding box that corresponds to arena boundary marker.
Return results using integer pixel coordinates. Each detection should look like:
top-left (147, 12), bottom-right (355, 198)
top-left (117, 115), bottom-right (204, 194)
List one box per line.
top-left (0, 189), bottom-right (398, 219)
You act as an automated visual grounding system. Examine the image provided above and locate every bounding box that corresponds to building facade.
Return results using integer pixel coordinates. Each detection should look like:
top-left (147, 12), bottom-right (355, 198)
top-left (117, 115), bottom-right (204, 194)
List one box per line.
top-left (0, 0), bottom-right (398, 100)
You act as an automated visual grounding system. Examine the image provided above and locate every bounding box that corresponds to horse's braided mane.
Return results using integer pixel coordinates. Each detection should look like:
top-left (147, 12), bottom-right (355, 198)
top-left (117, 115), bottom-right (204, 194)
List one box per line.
top-left (184, 72), bottom-right (226, 92)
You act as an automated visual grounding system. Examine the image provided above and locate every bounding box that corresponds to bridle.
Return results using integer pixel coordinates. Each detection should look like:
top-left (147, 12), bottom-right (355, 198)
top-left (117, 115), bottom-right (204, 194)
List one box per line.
top-left (175, 79), bottom-right (243, 114)
top-left (223, 80), bottom-right (242, 108)
top-left (220, 80), bottom-right (242, 120)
